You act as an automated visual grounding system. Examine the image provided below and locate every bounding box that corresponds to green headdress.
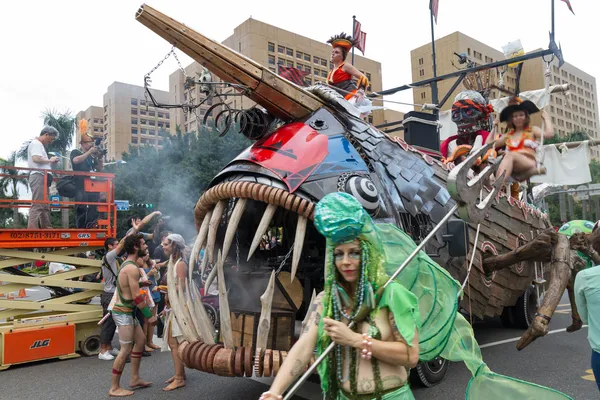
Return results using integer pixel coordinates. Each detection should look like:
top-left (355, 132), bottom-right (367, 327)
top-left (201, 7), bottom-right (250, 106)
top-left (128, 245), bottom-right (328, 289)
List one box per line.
top-left (312, 192), bottom-right (572, 400)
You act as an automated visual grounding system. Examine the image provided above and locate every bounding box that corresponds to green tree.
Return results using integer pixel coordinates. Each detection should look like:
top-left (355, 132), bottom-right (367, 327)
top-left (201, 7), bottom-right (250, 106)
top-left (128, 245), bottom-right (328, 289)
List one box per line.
top-left (17, 110), bottom-right (75, 161)
top-left (111, 126), bottom-right (251, 239)
top-left (0, 151), bottom-right (29, 226)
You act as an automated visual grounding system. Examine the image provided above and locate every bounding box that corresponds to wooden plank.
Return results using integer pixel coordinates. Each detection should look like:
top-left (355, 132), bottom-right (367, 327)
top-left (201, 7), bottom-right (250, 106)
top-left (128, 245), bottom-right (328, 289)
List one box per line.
top-left (0, 300), bottom-right (98, 312)
top-left (0, 249), bottom-right (102, 268)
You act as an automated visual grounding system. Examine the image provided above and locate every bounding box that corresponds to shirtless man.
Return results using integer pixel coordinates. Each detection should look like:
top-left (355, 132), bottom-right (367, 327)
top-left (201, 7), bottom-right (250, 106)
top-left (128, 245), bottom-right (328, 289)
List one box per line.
top-left (109, 234), bottom-right (157, 397)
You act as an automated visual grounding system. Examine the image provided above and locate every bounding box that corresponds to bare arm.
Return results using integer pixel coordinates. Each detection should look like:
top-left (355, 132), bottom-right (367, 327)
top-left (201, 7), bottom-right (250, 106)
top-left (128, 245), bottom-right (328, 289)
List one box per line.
top-left (535, 109), bottom-right (554, 139)
top-left (267, 293), bottom-right (322, 397)
top-left (125, 266), bottom-right (148, 310)
top-left (175, 260), bottom-right (187, 289)
top-left (341, 63), bottom-right (369, 90)
top-left (72, 148), bottom-right (96, 164)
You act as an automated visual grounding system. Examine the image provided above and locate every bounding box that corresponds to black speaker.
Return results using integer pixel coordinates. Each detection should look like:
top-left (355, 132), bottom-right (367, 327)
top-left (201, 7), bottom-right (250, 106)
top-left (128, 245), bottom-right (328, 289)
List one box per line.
top-left (402, 111), bottom-right (440, 153)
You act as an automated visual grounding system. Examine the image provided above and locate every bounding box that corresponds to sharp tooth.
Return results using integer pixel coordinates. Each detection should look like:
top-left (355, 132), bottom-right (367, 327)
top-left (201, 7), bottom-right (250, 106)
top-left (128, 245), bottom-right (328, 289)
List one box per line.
top-left (290, 216), bottom-right (307, 283)
top-left (247, 204), bottom-right (277, 261)
top-left (216, 249), bottom-right (234, 349)
top-left (221, 198), bottom-right (247, 265)
top-left (184, 278), bottom-right (202, 340)
top-left (189, 278), bottom-right (216, 344)
top-left (190, 209), bottom-right (212, 282)
top-left (256, 270), bottom-right (276, 351)
top-left (204, 201), bottom-right (226, 275)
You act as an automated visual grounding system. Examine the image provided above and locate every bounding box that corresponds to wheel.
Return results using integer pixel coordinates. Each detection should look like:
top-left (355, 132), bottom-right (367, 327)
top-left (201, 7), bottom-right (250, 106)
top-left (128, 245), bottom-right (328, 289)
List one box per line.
top-left (80, 334), bottom-right (101, 356)
top-left (500, 305), bottom-right (516, 328)
top-left (203, 302), bottom-right (220, 332)
top-left (410, 357), bottom-right (449, 387)
top-left (513, 285), bottom-right (538, 329)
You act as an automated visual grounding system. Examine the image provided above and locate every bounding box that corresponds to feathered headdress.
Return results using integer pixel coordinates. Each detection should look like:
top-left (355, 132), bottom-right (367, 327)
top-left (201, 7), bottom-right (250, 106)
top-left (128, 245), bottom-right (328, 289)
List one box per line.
top-left (326, 32), bottom-right (357, 51)
top-left (79, 119), bottom-right (92, 139)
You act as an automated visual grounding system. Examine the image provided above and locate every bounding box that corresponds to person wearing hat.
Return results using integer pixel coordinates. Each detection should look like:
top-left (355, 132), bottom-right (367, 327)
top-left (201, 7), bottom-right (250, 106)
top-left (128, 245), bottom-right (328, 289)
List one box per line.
top-left (27, 126), bottom-right (60, 229)
top-left (492, 97), bottom-right (554, 190)
top-left (327, 33), bottom-right (369, 100)
top-left (70, 120), bottom-right (103, 229)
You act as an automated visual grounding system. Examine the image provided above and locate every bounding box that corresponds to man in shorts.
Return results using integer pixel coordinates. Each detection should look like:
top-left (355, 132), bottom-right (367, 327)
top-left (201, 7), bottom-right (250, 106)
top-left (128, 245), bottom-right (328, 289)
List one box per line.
top-left (108, 234), bottom-right (156, 397)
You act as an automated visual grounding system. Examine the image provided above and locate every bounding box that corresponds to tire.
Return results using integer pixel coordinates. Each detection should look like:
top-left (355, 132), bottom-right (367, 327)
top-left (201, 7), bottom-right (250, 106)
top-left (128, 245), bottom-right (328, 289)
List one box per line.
top-left (80, 334), bottom-right (101, 356)
top-left (410, 357), bottom-right (449, 387)
top-left (203, 302), bottom-right (220, 332)
top-left (500, 305), bottom-right (516, 328)
top-left (513, 285), bottom-right (538, 329)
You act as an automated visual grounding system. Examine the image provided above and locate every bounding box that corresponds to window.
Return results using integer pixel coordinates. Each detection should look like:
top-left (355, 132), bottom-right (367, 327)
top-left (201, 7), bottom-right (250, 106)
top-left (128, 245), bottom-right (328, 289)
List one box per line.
top-left (304, 53), bottom-right (310, 62)
top-left (419, 69), bottom-right (425, 76)
top-left (321, 70), bottom-right (327, 78)
top-left (140, 119), bottom-right (147, 125)
top-left (93, 118), bottom-right (99, 124)
top-left (131, 127), bottom-right (138, 134)
top-left (131, 118), bottom-right (138, 125)
top-left (314, 69), bottom-right (319, 76)
top-left (149, 111), bottom-right (155, 117)
top-left (131, 98), bottom-right (138, 105)
top-left (296, 51), bottom-right (303, 59)
top-left (287, 60), bottom-right (293, 67)
top-left (321, 59), bottom-right (327, 67)
top-left (278, 58), bottom-right (284, 65)
top-left (313, 56), bottom-right (319, 64)
top-left (297, 63), bottom-right (304, 70)
top-left (166, 123), bottom-right (170, 129)
top-left (304, 77), bottom-right (312, 85)
top-left (132, 137), bottom-right (138, 144)
top-left (286, 47), bottom-right (293, 57)
top-left (418, 57), bottom-right (424, 65)
top-left (131, 108), bottom-right (137, 115)
top-left (304, 66), bottom-right (311, 74)
top-left (551, 117), bottom-right (556, 123)
top-left (269, 67), bottom-right (276, 73)
top-left (420, 92), bottom-right (426, 100)
top-left (140, 99), bottom-right (147, 106)
top-left (268, 42), bottom-right (275, 52)
top-left (166, 112), bottom-right (170, 119)
top-left (158, 112), bottom-right (164, 119)
top-left (140, 109), bottom-right (147, 116)
top-left (268, 55), bottom-right (275, 65)
top-left (148, 120), bottom-right (155, 126)
top-left (278, 45), bottom-right (284, 54)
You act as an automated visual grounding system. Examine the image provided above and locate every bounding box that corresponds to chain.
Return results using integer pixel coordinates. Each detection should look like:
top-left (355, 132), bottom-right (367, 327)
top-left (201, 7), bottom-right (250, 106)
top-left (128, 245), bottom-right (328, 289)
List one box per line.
top-left (145, 45), bottom-right (176, 80)
top-left (275, 242), bottom-right (294, 275)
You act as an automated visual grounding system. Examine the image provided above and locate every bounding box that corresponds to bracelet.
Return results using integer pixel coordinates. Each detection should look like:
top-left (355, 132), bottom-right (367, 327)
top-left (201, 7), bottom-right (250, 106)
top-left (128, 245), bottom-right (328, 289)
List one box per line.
top-left (360, 333), bottom-right (372, 360)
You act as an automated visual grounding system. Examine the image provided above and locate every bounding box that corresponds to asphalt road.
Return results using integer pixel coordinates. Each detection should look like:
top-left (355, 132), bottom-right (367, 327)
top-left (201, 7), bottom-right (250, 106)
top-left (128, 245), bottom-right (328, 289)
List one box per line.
top-left (1, 292), bottom-right (598, 399)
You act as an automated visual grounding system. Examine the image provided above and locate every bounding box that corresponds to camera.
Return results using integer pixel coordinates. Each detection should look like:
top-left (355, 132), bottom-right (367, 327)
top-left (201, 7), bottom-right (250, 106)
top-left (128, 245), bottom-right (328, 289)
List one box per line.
top-left (94, 137), bottom-right (108, 157)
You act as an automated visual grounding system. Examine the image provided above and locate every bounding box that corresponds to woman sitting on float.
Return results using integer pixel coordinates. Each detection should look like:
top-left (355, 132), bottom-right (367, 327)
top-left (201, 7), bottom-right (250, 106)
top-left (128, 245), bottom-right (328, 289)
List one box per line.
top-left (489, 97), bottom-right (554, 185)
top-left (327, 33), bottom-right (370, 101)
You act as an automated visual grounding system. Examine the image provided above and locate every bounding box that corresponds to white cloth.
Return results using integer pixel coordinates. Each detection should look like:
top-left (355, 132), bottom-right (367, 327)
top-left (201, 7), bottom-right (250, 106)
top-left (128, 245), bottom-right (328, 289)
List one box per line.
top-left (490, 88), bottom-right (550, 116)
top-left (439, 110), bottom-right (458, 141)
top-left (27, 139), bottom-right (51, 175)
top-left (530, 141), bottom-right (592, 185)
top-left (48, 262), bottom-right (76, 274)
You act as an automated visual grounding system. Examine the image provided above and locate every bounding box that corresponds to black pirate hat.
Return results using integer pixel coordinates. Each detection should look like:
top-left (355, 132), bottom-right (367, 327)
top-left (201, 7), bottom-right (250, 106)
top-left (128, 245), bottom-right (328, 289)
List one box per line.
top-left (500, 96), bottom-right (540, 122)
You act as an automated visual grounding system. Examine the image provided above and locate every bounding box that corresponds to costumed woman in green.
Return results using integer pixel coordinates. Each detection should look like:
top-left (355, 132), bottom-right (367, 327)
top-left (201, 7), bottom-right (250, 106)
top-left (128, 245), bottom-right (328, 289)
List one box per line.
top-left (260, 192), bottom-right (573, 400)
top-left (260, 193), bottom-right (420, 400)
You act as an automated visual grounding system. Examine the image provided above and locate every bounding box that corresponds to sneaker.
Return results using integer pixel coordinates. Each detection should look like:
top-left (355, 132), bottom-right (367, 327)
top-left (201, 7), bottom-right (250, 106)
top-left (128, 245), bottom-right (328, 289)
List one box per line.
top-left (98, 352), bottom-right (115, 361)
top-left (109, 349), bottom-right (120, 357)
top-left (142, 351), bottom-right (151, 357)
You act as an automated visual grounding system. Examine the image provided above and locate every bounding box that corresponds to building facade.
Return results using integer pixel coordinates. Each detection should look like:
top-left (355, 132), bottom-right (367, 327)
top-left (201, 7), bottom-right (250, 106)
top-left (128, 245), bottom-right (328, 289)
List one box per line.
top-left (102, 82), bottom-right (171, 160)
top-left (169, 17), bottom-right (385, 134)
top-left (410, 31), bottom-right (599, 158)
top-left (75, 106), bottom-right (104, 146)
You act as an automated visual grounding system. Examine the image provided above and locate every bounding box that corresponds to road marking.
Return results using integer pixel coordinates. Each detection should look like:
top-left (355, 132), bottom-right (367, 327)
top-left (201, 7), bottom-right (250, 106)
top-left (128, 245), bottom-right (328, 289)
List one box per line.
top-left (554, 309), bottom-right (572, 314)
top-left (479, 325), bottom-right (588, 348)
top-left (557, 303), bottom-right (571, 307)
top-left (582, 369), bottom-right (596, 381)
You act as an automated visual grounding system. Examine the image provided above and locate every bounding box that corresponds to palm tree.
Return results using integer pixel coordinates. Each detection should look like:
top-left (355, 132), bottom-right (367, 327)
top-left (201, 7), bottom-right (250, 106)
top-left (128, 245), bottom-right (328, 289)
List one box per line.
top-left (0, 151), bottom-right (29, 225)
top-left (17, 109), bottom-right (75, 161)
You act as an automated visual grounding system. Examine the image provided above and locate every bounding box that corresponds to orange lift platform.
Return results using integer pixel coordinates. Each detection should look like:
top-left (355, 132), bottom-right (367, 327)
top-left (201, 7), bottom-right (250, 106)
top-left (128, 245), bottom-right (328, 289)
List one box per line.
top-left (0, 167), bottom-right (117, 370)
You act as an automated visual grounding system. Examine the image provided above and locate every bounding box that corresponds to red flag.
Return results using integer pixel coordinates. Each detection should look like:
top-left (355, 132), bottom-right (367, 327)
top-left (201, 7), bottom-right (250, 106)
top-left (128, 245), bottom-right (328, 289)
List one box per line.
top-left (430, 0), bottom-right (439, 23)
top-left (561, 0), bottom-right (575, 14)
top-left (278, 65), bottom-right (309, 87)
top-left (353, 20), bottom-right (367, 55)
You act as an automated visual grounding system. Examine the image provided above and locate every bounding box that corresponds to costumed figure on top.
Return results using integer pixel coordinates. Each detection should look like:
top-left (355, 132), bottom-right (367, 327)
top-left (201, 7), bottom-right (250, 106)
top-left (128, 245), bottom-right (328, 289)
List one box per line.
top-left (490, 97), bottom-right (553, 194)
top-left (326, 33), bottom-right (377, 121)
top-left (441, 90), bottom-right (495, 166)
top-left (260, 192), bottom-right (572, 400)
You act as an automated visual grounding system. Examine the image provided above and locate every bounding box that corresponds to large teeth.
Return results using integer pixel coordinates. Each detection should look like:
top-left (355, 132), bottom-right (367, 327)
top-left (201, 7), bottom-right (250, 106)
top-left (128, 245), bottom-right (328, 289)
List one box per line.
top-left (188, 277), bottom-right (216, 343)
top-left (184, 278), bottom-right (203, 340)
top-left (256, 270), bottom-right (276, 351)
top-left (247, 204), bottom-right (277, 261)
top-left (204, 263), bottom-right (218, 293)
top-left (221, 198), bottom-right (247, 264)
top-left (216, 250), bottom-right (234, 349)
top-left (193, 209), bottom-right (212, 279)
top-left (202, 201), bottom-right (226, 276)
top-left (290, 216), bottom-right (307, 283)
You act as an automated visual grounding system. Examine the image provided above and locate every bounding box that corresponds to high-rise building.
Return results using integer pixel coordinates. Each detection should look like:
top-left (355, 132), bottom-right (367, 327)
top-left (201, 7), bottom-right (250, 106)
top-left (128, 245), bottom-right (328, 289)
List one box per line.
top-left (75, 106), bottom-right (104, 145)
top-left (169, 17), bottom-right (385, 134)
top-left (410, 31), bottom-right (600, 158)
top-left (102, 82), bottom-right (171, 160)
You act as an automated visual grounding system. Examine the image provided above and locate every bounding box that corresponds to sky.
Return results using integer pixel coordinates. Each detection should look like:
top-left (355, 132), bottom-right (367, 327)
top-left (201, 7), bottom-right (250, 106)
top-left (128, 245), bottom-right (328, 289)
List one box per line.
top-left (1, 0), bottom-right (598, 162)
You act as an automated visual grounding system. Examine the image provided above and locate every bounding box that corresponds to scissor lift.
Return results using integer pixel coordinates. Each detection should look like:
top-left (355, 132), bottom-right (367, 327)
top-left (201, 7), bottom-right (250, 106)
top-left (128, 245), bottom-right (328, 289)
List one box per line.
top-left (0, 167), bottom-right (117, 370)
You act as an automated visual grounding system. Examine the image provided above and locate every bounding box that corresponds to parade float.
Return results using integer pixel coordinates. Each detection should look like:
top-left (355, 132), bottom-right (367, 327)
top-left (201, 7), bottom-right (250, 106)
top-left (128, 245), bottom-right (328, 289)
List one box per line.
top-left (131, 2), bottom-right (599, 388)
